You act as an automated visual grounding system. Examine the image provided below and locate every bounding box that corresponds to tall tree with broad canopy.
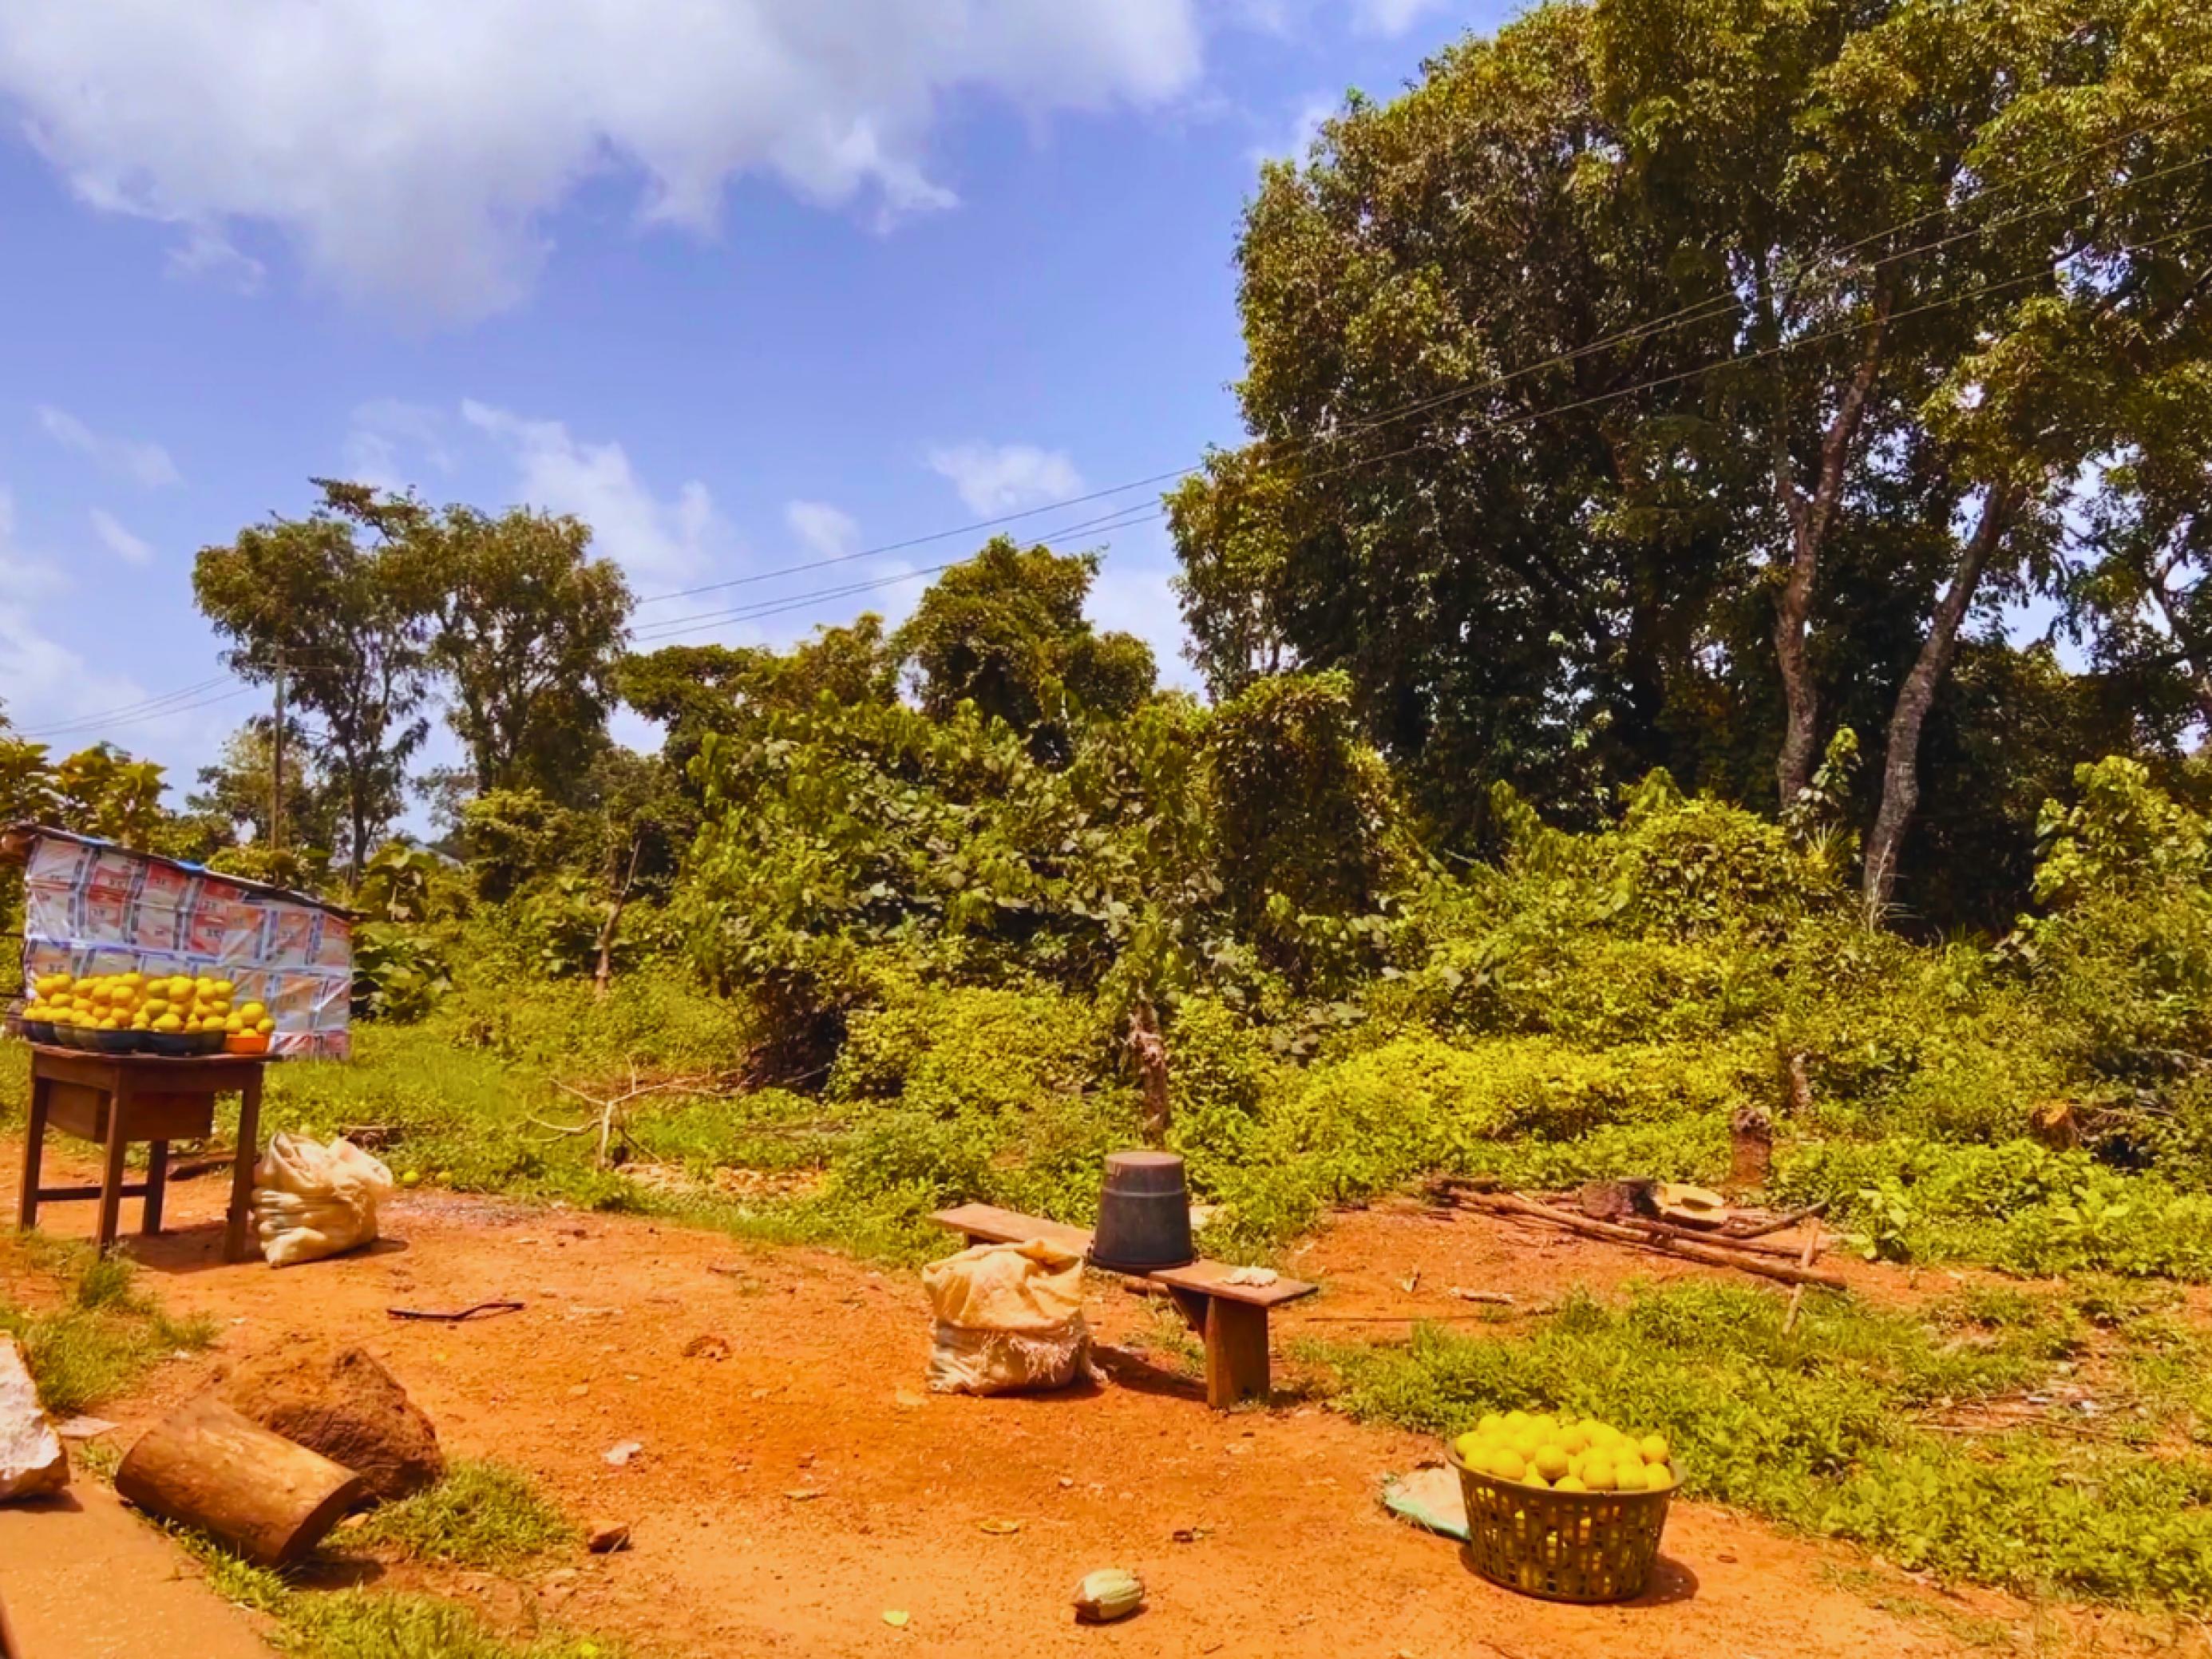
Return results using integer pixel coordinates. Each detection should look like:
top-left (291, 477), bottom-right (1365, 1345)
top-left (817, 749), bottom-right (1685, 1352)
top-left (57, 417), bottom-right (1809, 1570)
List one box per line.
top-left (194, 480), bottom-right (435, 874)
top-left (892, 537), bottom-right (1157, 762)
top-left (400, 498), bottom-right (634, 800)
top-left (1170, 0), bottom-right (2212, 913)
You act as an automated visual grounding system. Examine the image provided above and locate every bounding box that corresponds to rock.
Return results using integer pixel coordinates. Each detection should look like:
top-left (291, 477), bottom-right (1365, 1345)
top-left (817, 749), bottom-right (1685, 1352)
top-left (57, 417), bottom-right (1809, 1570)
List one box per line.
top-left (680, 1334), bottom-right (730, 1361)
top-left (585, 1518), bottom-right (631, 1554)
top-left (603, 1440), bottom-right (643, 1467)
top-left (0, 1335), bottom-right (69, 1501)
top-left (213, 1335), bottom-right (443, 1504)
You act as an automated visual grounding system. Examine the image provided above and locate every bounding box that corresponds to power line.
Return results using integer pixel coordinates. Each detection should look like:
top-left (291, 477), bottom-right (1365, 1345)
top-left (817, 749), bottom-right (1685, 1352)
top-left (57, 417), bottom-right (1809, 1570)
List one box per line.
top-left (628, 109), bottom-right (2209, 612)
top-left (26, 133), bottom-right (2212, 731)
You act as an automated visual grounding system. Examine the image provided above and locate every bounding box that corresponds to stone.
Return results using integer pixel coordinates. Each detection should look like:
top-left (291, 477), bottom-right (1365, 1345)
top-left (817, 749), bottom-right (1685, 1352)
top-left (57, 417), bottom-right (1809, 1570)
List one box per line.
top-left (0, 1335), bottom-right (68, 1501)
top-left (585, 1518), bottom-right (631, 1554)
top-left (213, 1335), bottom-right (443, 1504)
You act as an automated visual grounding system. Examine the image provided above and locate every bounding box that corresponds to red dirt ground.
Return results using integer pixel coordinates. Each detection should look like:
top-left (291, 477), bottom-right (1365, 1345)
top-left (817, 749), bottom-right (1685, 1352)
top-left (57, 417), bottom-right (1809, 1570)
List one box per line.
top-left (2, 1139), bottom-right (2194, 1659)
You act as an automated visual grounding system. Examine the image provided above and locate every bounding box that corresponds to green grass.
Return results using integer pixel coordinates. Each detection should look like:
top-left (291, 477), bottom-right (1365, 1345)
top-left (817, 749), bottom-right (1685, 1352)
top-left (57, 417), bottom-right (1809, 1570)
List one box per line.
top-left (354, 1461), bottom-right (576, 1568)
top-left (0, 1237), bottom-right (216, 1415)
top-left (278, 1593), bottom-right (622, 1659)
top-left (1316, 1279), bottom-right (2212, 1610)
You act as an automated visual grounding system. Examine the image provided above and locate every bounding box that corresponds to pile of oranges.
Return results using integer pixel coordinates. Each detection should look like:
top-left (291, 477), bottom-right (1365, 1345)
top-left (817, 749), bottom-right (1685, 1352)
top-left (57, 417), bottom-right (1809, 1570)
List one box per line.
top-left (1452, 1411), bottom-right (1675, 1493)
top-left (24, 970), bottom-right (274, 1039)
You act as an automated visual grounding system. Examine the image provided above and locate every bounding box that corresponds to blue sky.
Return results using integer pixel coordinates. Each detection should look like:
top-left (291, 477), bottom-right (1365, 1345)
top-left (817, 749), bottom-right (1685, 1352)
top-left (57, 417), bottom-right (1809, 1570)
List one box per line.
top-left (0, 0), bottom-right (1505, 815)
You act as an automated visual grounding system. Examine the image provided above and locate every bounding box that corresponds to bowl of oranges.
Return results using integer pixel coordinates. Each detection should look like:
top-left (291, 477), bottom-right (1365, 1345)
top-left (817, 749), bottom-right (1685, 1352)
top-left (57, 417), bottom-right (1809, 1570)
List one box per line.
top-left (20, 971), bottom-right (275, 1057)
top-left (1443, 1410), bottom-right (1677, 1603)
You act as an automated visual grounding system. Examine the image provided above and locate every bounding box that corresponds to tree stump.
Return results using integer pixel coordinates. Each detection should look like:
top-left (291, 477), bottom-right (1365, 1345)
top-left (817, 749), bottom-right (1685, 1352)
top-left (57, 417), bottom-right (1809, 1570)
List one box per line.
top-left (1730, 1107), bottom-right (1774, 1189)
top-left (214, 1336), bottom-right (444, 1504)
top-left (116, 1393), bottom-right (364, 1566)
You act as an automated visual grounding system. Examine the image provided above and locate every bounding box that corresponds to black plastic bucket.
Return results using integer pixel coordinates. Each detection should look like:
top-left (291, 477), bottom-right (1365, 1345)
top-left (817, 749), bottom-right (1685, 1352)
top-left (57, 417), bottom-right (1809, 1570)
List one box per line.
top-left (1089, 1150), bottom-right (1195, 1273)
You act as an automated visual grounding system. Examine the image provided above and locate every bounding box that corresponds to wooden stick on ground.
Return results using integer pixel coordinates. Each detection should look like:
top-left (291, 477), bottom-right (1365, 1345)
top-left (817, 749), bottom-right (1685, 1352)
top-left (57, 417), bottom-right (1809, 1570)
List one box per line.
top-left (1780, 1220), bottom-right (1826, 1336)
top-left (1463, 1192), bottom-right (1848, 1289)
top-left (1617, 1219), bottom-right (1809, 1259)
top-left (1721, 1199), bottom-right (1831, 1241)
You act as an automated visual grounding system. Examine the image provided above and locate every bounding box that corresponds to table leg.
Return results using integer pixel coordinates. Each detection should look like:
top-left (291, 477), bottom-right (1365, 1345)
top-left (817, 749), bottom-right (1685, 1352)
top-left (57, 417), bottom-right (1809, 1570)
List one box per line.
top-left (1204, 1298), bottom-right (1272, 1411)
top-left (16, 1074), bottom-right (51, 1232)
top-left (143, 1140), bottom-right (168, 1234)
top-left (97, 1085), bottom-right (130, 1254)
top-left (224, 1070), bottom-right (263, 1264)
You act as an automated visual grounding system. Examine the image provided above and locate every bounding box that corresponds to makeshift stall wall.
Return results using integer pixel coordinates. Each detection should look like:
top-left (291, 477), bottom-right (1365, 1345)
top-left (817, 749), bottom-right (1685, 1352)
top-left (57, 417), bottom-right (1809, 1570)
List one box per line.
top-left (18, 831), bottom-right (351, 1059)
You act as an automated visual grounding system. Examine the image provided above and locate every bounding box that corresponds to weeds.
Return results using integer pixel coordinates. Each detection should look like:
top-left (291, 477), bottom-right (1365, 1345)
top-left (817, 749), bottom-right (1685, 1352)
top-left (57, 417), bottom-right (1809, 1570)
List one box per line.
top-left (354, 1462), bottom-right (576, 1568)
top-left (277, 1592), bottom-right (622, 1659)
top-left (0, 1239), bottom-right (214, 1415)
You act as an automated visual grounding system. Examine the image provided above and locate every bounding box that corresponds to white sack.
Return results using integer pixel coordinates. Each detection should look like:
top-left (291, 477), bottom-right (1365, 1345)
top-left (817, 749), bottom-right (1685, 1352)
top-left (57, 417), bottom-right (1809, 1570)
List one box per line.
top-left (251, 1134), bottom-right (394, 1267)
top-left (920, 1239), bottom-right (1092, 1396)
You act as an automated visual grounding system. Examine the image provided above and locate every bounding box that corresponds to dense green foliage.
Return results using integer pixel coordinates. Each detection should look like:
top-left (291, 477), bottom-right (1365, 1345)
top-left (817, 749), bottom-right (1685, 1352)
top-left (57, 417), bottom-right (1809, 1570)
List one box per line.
top-left (1169, 0), bottom-right (2212, 923)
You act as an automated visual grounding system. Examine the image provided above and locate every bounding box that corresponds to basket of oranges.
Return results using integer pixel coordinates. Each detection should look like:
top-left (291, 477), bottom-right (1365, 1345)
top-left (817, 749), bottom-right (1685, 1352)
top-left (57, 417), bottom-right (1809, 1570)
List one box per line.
top-left (1443, 1411), bottom-right (1677, 1603)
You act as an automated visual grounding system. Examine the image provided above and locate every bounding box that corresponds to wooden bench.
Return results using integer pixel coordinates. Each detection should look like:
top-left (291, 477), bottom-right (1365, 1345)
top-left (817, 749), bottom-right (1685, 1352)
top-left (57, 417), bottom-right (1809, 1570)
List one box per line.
top-left (930, 1202), bottom-right (1316, 1410)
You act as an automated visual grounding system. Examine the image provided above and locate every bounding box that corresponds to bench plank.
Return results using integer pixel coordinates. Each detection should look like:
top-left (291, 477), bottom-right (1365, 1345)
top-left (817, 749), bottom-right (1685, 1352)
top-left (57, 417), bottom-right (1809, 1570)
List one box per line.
top-left (929, 1203), bottom-right (1316, 1307)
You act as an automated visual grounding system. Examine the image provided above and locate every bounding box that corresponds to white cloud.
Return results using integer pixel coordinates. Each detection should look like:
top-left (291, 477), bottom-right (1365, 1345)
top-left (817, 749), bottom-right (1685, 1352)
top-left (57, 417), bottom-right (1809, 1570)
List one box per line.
top-left (343, 399), bottom-right (455, 494)
top-left (463, 399), bottom-right (726, 588)
top-left (1248, 93), bottom-right (1336, 164)
top-left (89, 508), bottom-right (153, 565)
top-left (35, 405), bottom-right (180, 487)
top-left (1350, 0), bottom-right (1446, 33)
top-left (166, 224), bottom-right (265, 293)
top-left (0, 0), bottom-right (1206, 320)
top-left (785, 500), bottom-right (861, 561)
top-left (0, 486), bottom-right (188, 750)
top-left (928, 441), bottom-right (1085, 517)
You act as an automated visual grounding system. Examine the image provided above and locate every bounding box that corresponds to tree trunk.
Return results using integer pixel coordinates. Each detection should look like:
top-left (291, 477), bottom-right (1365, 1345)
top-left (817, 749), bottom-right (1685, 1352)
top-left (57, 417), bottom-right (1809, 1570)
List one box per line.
top-left (1126, 1001), bottom-right (1170, 1147)
top-left (1862, 484), bottom-right (2024, 917)
top-left (1771, 548), bottom-right (1822, 807)
top-left (115, 1392), bottom-right (366, 1567)
top-left (592, 837), bottom-right (643, 1002)
top-left (1766, 283), bottom-right (1890, 808)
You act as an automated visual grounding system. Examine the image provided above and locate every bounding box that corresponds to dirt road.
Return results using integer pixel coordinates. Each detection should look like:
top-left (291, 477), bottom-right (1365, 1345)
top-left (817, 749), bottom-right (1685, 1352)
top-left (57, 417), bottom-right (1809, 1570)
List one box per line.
top-left (2, 1140), bottom-right (2163, 1658)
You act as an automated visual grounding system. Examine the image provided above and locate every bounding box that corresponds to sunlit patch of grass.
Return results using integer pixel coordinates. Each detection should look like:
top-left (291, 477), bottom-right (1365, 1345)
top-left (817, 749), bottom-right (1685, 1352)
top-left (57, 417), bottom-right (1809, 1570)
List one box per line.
top-left (354, 1461), bottom-right (575, 1569)
top-left (0, 1238), bottom-right (215, 1415)
top-left (277, 1592), bottom-right (623, 1659)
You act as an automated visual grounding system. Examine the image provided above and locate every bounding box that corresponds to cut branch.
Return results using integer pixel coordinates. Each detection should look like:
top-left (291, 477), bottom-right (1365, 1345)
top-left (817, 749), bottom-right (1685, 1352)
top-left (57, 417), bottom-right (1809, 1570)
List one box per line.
top-left (1462, 1191), bottom-right (1847, 1289)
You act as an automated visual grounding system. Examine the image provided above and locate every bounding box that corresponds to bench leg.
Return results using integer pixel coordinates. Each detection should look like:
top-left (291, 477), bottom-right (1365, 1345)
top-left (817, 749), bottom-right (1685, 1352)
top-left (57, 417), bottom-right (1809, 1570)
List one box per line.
top-left (17, 1075), bottom-right (52, 1232)
top-left (1204, 1297), bottom-right (1271, 1411)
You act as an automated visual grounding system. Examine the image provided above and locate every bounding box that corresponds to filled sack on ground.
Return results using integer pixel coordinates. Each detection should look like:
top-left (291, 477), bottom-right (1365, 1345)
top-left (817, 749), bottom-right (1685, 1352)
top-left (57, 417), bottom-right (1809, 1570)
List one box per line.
top-left (251, 1134), bottom-right (394, 1267)
top-left (921, 1239), bottom-right (1093, 1396)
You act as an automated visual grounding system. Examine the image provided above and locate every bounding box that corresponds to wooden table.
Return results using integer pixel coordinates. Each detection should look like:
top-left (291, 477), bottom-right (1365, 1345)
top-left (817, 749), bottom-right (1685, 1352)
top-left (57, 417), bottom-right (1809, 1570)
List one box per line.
top-left (932, 1202), bottom-right (1317, 1409)
top-left (16, 1046), bottom-right (265, 1261)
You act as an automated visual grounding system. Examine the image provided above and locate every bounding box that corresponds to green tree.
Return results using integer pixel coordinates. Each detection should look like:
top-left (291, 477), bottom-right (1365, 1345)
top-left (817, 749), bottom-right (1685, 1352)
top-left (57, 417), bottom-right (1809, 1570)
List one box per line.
top-left (892, 537), bottom-right (1157, 761)
top-left (188, 718), bottom-right (341, 859)
top-left (1173, 0), bottom-right (2212, 913)
top-left (406, 501), bottom-right (633, 799)
top-left (194, 480), bottom-right (434, 874)
top-left (618, 616), bottom-right (898, 784)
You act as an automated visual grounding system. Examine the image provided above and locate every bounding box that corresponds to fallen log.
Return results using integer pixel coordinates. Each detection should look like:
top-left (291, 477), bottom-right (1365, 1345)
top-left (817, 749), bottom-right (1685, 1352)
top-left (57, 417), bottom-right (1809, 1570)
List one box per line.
top-left (116, 1394), bottom-right (364, 1567)
top-left (1462, 1192), bottom-right (1849, 1289)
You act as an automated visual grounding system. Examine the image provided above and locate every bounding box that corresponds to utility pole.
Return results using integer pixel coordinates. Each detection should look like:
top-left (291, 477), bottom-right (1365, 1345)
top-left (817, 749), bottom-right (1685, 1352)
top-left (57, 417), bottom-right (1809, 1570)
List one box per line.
top-left (270, 645), bottom-right (287, 857)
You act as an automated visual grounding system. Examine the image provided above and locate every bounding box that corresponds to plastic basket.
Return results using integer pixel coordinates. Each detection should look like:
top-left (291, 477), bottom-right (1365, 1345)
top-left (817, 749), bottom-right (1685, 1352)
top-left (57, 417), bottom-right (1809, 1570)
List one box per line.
top-left (1445, 1443), bottom-right (1673, 1602)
